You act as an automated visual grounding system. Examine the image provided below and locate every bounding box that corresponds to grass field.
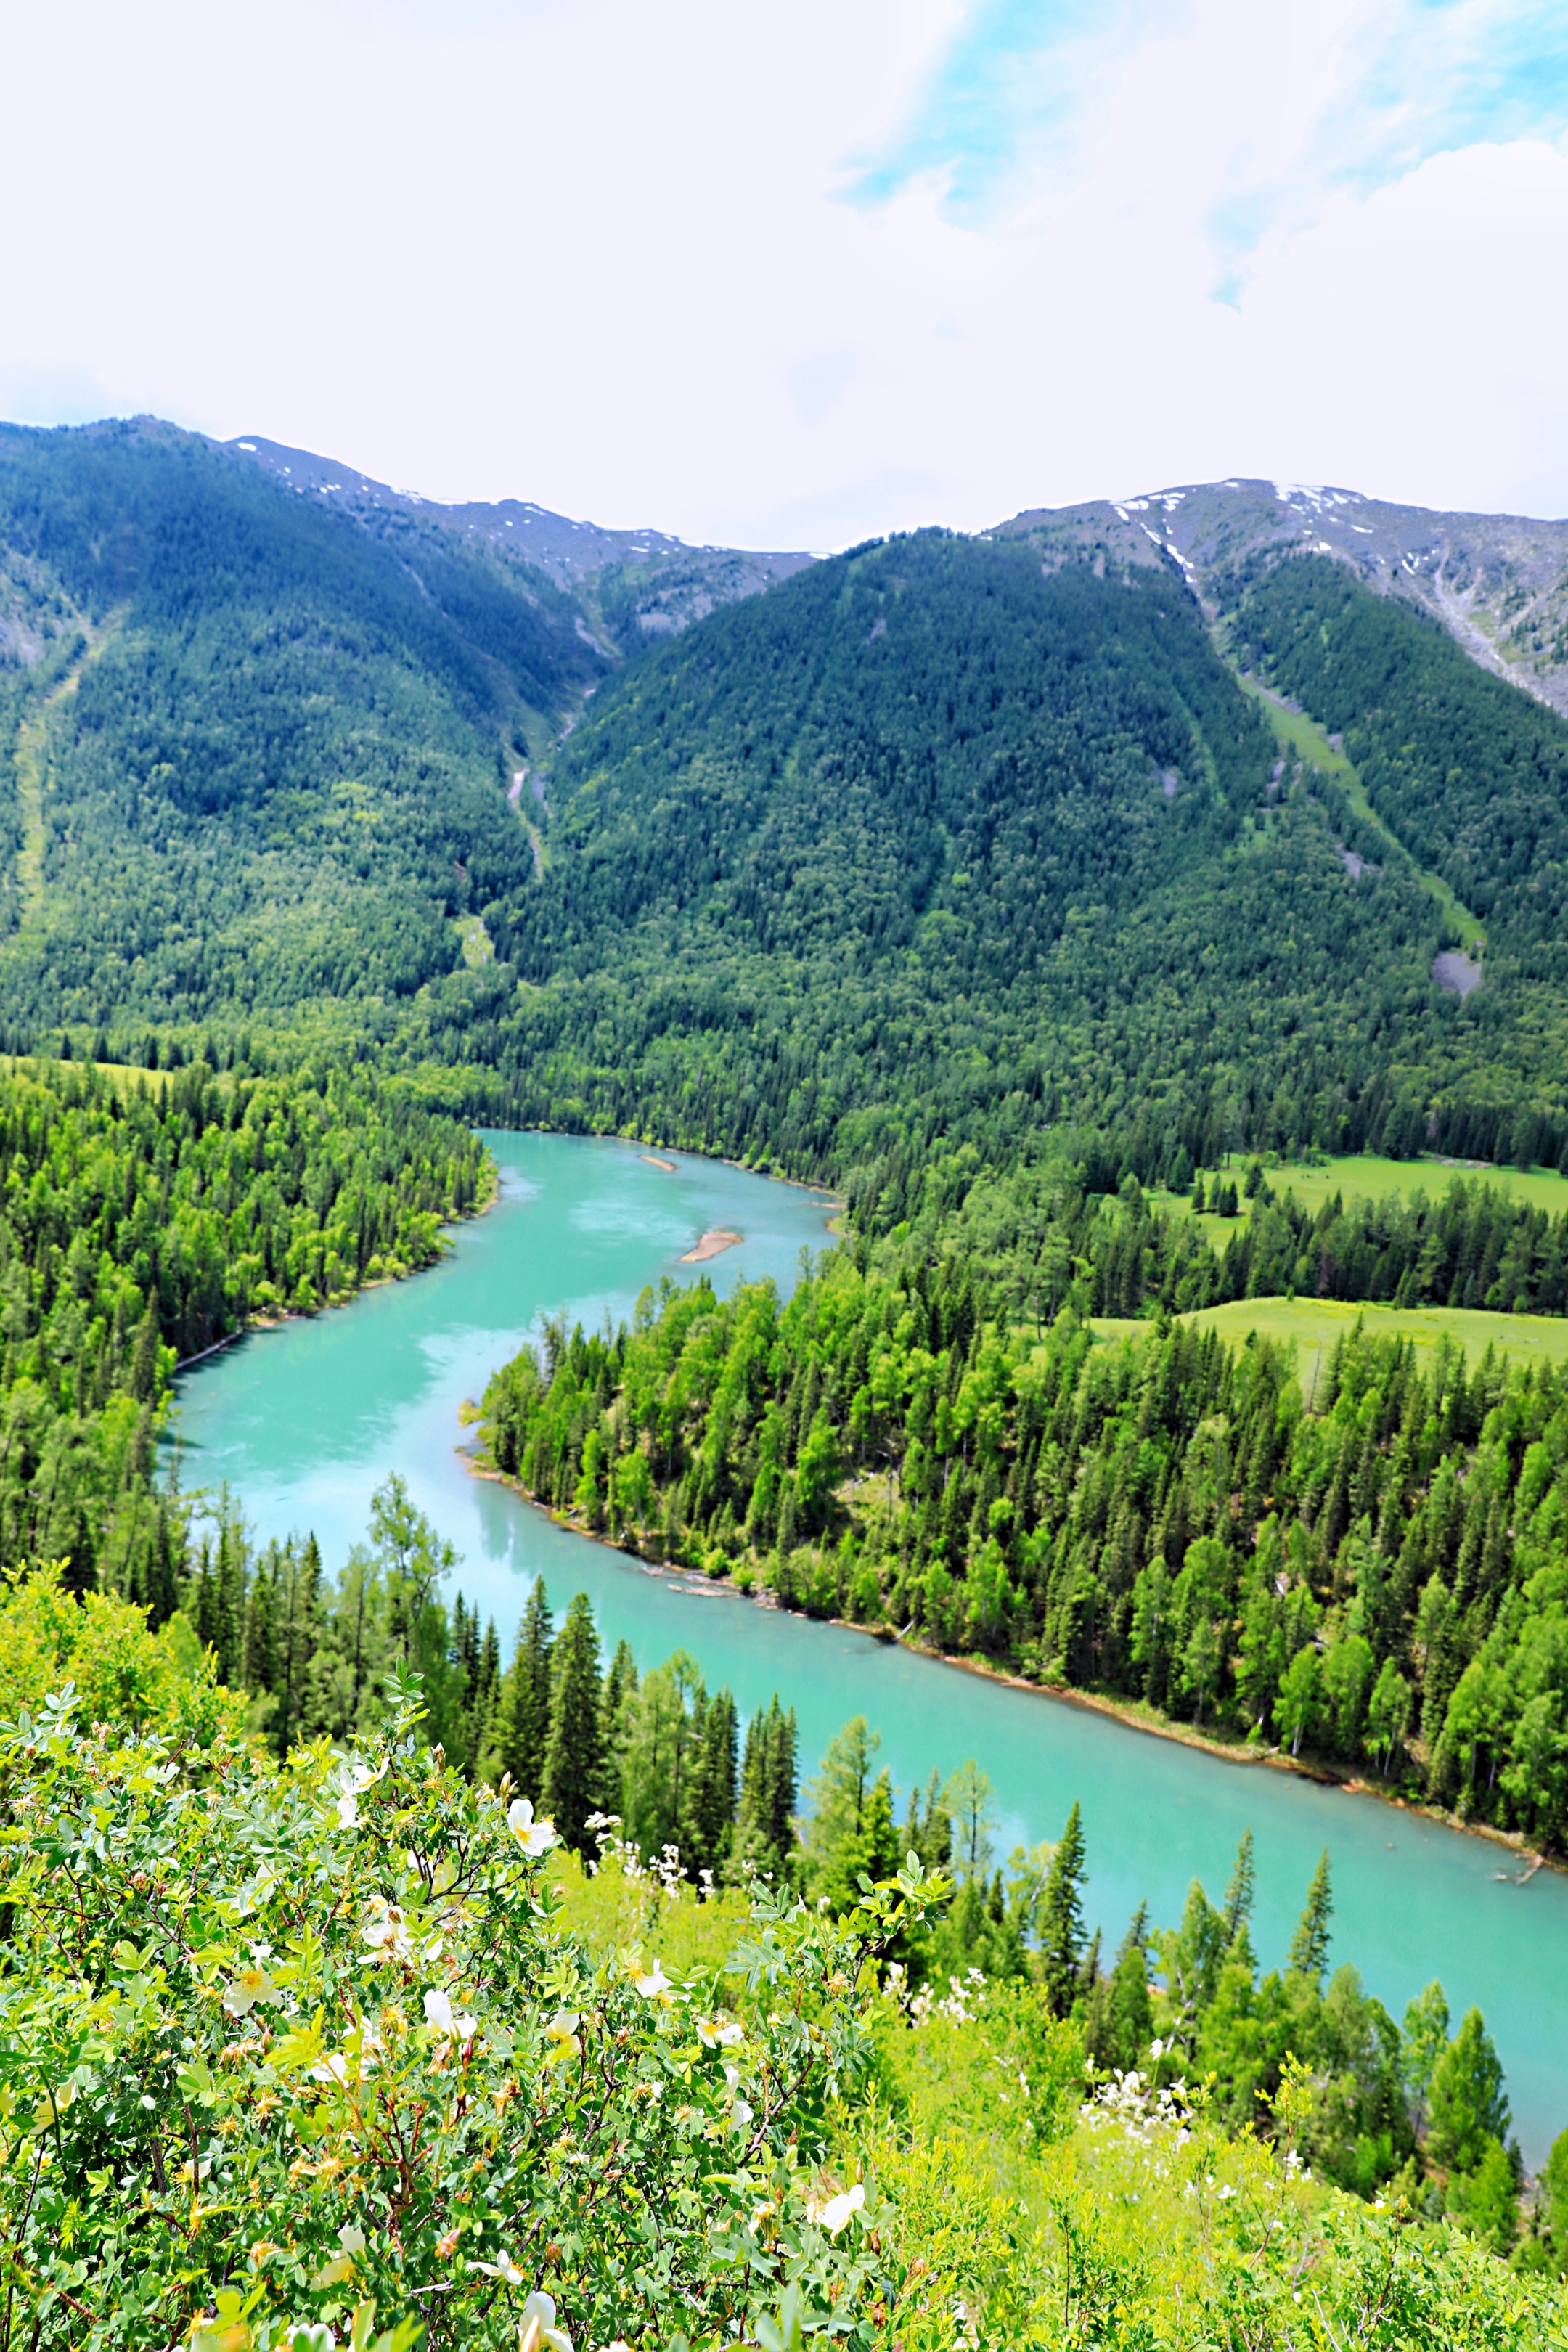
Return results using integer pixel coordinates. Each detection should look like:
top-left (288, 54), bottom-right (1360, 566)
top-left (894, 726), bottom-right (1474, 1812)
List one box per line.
top-left (1090, 1294), bottom-right (1568, 1397)
top-left (1270, 1152), bottom-right (1568, 1217)
top-left (1148, 1154), bottom-right (1568, 1262)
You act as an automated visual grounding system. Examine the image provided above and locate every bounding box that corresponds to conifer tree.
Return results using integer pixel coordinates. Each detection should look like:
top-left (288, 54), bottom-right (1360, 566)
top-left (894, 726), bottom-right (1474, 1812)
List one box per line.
top-left (905, 1769), bottom-right (952, 1872)
top-left (1040, 1800), bottom-right (1087, 2017)
top-left (597, 1637), bottom-right (638, 1819)
top-left (499, 1579), bottom-right (554, 1800)
top-left (542, 1592), bottom-right (604, 1854)
top-left (682, 1686), bottom-right (738, 1883)
top-left (1287, 1849), bottom-right (1334, 1983)
top-left (737, 1695), bottom-right (796, 1880)
top-left (1221, 1827), bottom-right (1255, 1946)
top-left (1428, 2009), bottom-right (1510, 2174)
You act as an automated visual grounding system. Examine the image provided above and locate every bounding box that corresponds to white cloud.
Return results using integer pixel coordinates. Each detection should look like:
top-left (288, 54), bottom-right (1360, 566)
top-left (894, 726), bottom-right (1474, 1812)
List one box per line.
top-left (0, 0), bottom-right (1566, 545)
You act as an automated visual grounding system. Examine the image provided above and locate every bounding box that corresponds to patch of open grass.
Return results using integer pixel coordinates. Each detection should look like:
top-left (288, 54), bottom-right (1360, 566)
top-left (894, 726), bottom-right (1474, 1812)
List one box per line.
top-left (1090, 1296), bottom-right (1568, 1402)
top-left (1270, 1151), bottom-right (1568, 1219)
top-left (1146, 1155), bottom-right (1568, 1265)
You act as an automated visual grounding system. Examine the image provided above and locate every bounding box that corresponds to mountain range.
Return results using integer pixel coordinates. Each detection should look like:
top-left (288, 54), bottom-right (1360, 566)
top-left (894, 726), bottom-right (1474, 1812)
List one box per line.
top-left (2, 413), bottom-right (1567, 1199)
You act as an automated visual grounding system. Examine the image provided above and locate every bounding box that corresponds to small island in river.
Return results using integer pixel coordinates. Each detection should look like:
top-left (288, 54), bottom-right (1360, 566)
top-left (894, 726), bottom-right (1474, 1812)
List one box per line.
top-left (680, 1227), bottom-right (742, 1262)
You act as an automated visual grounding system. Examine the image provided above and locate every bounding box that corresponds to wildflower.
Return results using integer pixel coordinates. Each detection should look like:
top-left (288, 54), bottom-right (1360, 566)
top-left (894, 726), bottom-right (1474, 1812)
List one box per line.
top-left (338, 2225), bottom-right (366, 2255)
top-left (507, 1796), bottom-right (556, 1858)
top-left (424, 1988), bottom-right (477, 2040)
top-left (696, 2016), bottom-right (743, 2048)
top-left (337, 1792), bottom-right (360, 1829)
top-left (808, 2183), bottom-right (865, 2234)
top-left (476, 2250), bottom-right (527, 2287)
top-left (632, 1960), bottom-right (673, 2002)
top-left (518, 2289), bottom-right (572, 2352)
top-left (221, 1966), bottom-right (281, 2019)
top-left (544, 2011), bottom-right (581, 2062)
top-left (719, 2061), bottom-right (754, 2131)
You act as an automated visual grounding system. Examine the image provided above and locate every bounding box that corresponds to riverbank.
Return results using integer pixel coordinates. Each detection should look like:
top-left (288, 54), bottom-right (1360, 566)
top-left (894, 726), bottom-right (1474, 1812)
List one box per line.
top-left (175, 1148), bottom-right (502, 1372)
top-left (466, 1453), bottom-right (1556, 1875)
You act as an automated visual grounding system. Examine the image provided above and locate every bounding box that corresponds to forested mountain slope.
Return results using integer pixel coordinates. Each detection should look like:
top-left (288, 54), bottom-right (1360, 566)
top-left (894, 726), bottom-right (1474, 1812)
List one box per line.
top-left (465, 528), bottom-right (1567, 1209)
top-left (0, 418), bottom-right (801, 1039)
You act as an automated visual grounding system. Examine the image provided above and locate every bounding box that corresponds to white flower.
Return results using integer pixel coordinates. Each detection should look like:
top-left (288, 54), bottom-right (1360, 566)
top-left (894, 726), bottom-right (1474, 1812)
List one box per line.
top-left (423, 1987), bottom-right (478, 2039)
top-left (338, 2224), bottom-right (366, 2255)
top-left (719, 2061), bottom-right (754, 2131)
top-left (507, 1796), bottom-right (556, 1858)
top-left (632, 1961), bottom-right (673, 2001)
top-left (696, 2016), bottom-right (743, 2047)
top-left (518, 2290), bottom-right (573, 2352)
top-left (809, 2182), bottom-right (866, 2235)
top-left (221, 1965), bottom-right (280, 2017)
top-left (544, 2011), bottom-right (581, 2062)
top-left (475, 2250), bottom-right (527, 2287)
top-left (336, 1792), bottom-right (360, 1829)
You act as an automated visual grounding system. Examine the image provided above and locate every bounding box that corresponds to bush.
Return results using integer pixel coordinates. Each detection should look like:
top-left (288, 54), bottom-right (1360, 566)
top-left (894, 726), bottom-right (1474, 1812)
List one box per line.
top-left (0, 1676), bottom-right (942, 2350)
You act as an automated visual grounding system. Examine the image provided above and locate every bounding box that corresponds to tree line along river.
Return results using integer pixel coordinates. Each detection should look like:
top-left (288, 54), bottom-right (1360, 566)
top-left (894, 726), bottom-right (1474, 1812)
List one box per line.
top-left (168, 1130), bottom-right (1568, 2164)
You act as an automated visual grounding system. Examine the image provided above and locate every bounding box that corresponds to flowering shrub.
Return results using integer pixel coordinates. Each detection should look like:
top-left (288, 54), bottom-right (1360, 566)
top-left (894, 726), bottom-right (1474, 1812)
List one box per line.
top-left (0, 1675), bottom-right (943, 2351)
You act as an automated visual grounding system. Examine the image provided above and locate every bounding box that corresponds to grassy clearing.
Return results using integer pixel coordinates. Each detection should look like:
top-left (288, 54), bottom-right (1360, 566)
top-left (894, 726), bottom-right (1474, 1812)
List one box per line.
top-left (1091, 1295), bottom-right (1568, 1397)
top-left (1147, 1155), bottom-right (1568, 1265)
top-left (1272, 1151), bottom-right (1568, 1218)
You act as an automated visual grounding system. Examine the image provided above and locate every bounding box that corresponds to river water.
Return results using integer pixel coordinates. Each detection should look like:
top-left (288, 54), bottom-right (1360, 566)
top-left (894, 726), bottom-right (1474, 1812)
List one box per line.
top-left (170, 1131), bottom-right (1568, 2163)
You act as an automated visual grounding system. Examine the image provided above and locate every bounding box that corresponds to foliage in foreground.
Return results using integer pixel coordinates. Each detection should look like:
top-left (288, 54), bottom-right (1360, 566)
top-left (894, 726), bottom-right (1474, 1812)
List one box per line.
top-left (864, 1979), bottom-right (1568, 2349)
top-left (0, 1677), bottom-right (942, 2351)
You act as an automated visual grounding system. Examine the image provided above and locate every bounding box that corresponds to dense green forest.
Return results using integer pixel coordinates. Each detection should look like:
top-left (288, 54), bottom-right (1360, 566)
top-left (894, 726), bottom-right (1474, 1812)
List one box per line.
top-left (467, 532), bottom-right (1493, 1199)
top-left (0, 419), bottom-right (602, 1028)
top-left (8, 433), bottom-right (1568, 1222)
top-left (0, 1051), bottom-right (484, 1597)
top-left (478, 1248), bottom-right (1568, 1853)
top-left (1228, 554), bottom-right (1568, 969)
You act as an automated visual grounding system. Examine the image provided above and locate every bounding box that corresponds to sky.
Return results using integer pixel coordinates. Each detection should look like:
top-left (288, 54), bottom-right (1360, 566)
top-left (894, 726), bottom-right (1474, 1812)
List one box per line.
top-left (4, 0), bottom-right (1568, 549)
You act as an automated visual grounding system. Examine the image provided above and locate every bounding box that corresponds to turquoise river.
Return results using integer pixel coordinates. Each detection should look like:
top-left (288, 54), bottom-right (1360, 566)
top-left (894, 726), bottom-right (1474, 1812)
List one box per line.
top-left (169, 1132), bottom-right (1568, 2164)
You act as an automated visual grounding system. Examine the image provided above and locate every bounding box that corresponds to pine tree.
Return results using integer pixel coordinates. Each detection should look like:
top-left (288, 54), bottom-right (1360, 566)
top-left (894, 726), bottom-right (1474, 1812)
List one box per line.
top-left (905, 1768), bottom-right (952, 1872)
top-left (737, 1695), bottom-right (796, 1881)
top-left (1040, 1800), bottom-right (1087, 2018)
top-left (542, 1593), bottom-right (603, 1855)
top-left (1286, 1849), bottom-right (1334, 1982)
top-left (682, 1686), bottom-right (738, 1883)
top-left (597, 1638), bottom-right (638, 1820)
top-left (1221, 1827), bottom-right (1255, 1945)
top-left (499, 1580), bottom-right (554, 1800)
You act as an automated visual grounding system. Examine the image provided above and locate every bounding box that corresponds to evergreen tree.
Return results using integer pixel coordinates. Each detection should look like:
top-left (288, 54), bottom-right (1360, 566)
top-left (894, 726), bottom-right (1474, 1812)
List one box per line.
top-left (542, 1593), bottom-right (604, 1855)
top-left (818, 1767), bottom-right (902, 1913)
top-left (1429, 2008), bottom-right (1511, 2174)
top-left (736, 1695), bottom-right (796, 1881)
top-left (943, 1759), bottom-right (999, 1882)
top-left (1400, 1982), bottom-right (1451, 2139)
top-left (1039, 1800), bottom-right (1087, 2018)
top-left (904, 1769), bottom-right (952, 1873)
top-left (682, 1686), bottom-right (738, 1883)
top-left (499, 1579), bottom-right (554, 1801)
top-left (1221, 1827), bottom-right (1255, 1946)
top-left (1287, 1850), bottom-right (1334, 1983)
top-left (597, 1638), bottom-right (639, 1821)
top-left (803, 1716), bottom-right (880, 1886)
top-left (621, 1651), bottom-right (704, 1863)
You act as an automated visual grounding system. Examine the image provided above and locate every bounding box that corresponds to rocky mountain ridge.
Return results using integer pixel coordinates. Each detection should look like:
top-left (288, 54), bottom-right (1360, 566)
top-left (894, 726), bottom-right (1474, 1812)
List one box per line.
top-left (219, 434), bottom-right (813, 647)
top-left (996, 478), bottom-right (1568, 717)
